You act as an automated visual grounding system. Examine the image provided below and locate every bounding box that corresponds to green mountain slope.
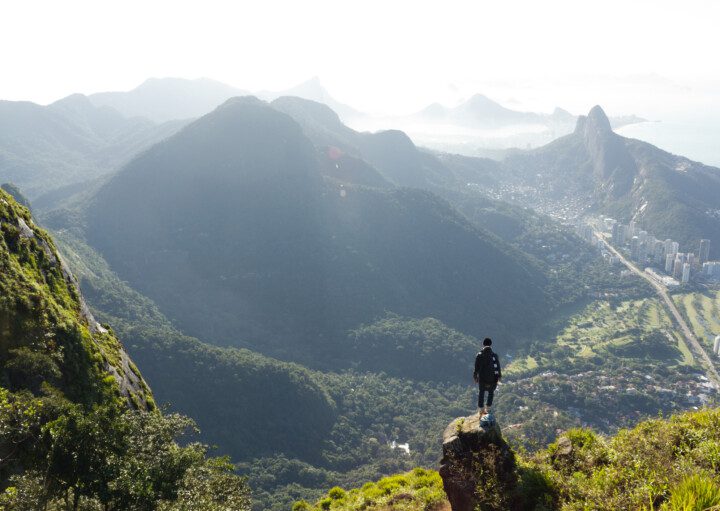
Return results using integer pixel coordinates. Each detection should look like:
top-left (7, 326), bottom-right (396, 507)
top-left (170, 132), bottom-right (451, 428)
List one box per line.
top-left (0, 188), bottom-right (252, 510)
top-left (43, 221), bottom-right (485, 510)
top-left (503, 106), bottom-right (720, 251)
top-left (68, 96), bottom-right (548, 363)
top-left (0, 95), bottom-right (183, 198)
top-left (0, 188), bottom-right (151, 408)
top-left (271, 96), bottom-right (461, 189)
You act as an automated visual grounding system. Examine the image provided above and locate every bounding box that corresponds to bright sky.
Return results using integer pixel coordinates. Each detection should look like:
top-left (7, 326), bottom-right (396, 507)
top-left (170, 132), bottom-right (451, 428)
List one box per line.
top-left (2, 0), bottom-right (719, 118)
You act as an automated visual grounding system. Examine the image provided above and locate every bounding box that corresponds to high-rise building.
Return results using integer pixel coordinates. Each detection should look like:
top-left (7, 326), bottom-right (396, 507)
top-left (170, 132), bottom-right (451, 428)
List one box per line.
top-left (704, 262), bottom-right (720, 278)
top-left (612, 223), bottom-right (625, 245)
top-left (664, 239), bottom-right (674, 255)
top-left (665, 253), bottom-right (675, 274)
top-left (671, 241), bottom-right (679, 255)
top-left (700, 239), bottom-right (711, 264)
top-left (682, 262), bottom-right (691, 284)
top-left (654, 241), bottom-right (665, 265)
top-left (628, 220), bottom-right (637, 238)
top-left (638, 230), bottom-right (648, 245)
top-left (630, 236), bottom-right (640, 261)
top-left (687, 253), bottom-right (696, 268)
top-left (673, 257), bottom-right (684, 279)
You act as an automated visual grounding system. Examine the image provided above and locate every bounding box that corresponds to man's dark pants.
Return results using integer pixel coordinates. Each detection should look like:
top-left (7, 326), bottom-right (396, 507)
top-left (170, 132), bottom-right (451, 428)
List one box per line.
top-left (478, 382), bottom-right (497, 408)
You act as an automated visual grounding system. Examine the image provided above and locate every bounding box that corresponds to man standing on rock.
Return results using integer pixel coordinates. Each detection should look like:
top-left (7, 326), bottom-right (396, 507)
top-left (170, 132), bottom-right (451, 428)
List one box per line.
top-left (473, 338), bottom-right (502, 416)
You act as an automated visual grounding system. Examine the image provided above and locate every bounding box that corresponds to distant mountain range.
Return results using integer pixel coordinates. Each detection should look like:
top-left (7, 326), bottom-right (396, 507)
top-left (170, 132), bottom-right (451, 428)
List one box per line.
top-left (89, 76), bottom-right (362, 123)
top-left (0, 93), bottom-right (184, 198)
top-left (411, 93), bottom-right (644, 131)
top-left (440, 105), bottom-right (720, 251)
top-left (88, 77), bottom-right (249, 122)
top-left (65, 96), bottom-right (547, 362)
top-left (0, 77), bottom-right (649, 202)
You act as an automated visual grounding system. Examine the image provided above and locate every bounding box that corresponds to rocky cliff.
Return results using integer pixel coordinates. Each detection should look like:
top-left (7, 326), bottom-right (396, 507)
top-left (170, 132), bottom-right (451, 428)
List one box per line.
top-left (439, 413), bottom-right (517, 511)
top-left (0, 188), bottom-right (152, 409)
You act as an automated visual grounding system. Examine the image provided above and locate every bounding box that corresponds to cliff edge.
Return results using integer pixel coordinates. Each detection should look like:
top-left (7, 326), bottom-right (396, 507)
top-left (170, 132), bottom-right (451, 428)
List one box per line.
top-left (439, 413), bottom-right (517, 511)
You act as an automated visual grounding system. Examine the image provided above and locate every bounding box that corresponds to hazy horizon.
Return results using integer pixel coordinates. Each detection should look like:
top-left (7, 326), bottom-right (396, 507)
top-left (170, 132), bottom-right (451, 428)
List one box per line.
top-left (2, 0), bottom-right (720, 120)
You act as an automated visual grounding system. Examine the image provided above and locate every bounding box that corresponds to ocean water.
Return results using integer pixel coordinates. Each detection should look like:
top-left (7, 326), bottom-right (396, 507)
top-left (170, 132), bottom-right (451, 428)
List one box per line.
top-left (617, 119), bottom-right (720, 168)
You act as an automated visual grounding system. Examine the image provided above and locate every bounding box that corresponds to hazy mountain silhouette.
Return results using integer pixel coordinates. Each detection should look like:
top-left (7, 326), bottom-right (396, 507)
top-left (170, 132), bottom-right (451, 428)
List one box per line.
top-left (413, 94), bottom-right (644, 130)
top-left (272, 96), bottom-right (478, 189)
top-left (259, 77), bottom-right (362, 121)
top-left (76, 96), bottom-right (547, 363)
top-left (89, 77), bottom-right (248, 122)
top-left (0, 94), bottom-right (182, 198)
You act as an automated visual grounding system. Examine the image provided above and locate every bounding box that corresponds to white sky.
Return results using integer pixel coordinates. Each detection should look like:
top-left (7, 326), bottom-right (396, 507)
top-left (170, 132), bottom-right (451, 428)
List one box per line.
top-left (1, 0), bottom-right (719, 118)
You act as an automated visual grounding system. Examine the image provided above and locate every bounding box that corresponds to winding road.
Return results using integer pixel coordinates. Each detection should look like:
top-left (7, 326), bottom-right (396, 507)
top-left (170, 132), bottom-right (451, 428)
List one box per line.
top-left (595, 232), bottom-right (720, 388)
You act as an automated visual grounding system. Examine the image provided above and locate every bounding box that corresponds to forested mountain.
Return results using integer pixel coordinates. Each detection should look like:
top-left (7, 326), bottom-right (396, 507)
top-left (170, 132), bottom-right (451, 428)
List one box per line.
top-left (57, 96), bottom-right (549, 365)
top-left (0, 189), bottom-right (251, 510)
top-left (501, 106), bottom-right (720, 249)
top-left (24, 94), bottom-right (717, 510)
top-left (0, 94), bottom-right (183, 198)
top-left (0, 188), bottom-right (151, 408)
top-left (272, 95), bottom-right (494, 190)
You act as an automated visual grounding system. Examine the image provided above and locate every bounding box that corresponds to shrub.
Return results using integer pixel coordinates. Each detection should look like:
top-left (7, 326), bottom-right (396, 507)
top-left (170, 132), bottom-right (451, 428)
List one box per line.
top-left (661, 474), bottom-right (720, 511)
top-left (328, 486), bottom-right (345, 500)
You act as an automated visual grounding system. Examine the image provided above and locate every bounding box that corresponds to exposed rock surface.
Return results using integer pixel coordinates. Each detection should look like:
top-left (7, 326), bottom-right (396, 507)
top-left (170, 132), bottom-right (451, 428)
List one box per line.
top-left (439, 413), bottom-right (517, 511)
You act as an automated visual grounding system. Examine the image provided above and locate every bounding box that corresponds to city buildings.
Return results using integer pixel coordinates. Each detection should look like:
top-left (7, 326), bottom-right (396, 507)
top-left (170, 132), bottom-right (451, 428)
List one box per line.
top-left (585, 216), bottom-right (719, 285)
top-left (682, 262), bottom-right (691, 284)
top-left (673, 257), bottom-right (684, 279)
top-left (700, 239), bottom-right (711, 264)
top-left (654, 240), bottom-right (665, 265)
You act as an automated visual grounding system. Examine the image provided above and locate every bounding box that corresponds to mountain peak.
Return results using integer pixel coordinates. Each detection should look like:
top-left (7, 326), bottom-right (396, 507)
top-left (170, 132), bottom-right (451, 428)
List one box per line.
top-left (587, 105), bottom-right (612, 131)
top-left (574, 105), bottom-right (612, 136)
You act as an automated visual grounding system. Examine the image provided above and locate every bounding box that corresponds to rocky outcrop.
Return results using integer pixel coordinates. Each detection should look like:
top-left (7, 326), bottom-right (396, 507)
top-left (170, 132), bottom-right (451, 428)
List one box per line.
top-left (439, 413), bottom-right (517, 511)
top-left (1, 192), bottom-right (153, 410)
top-left (575, 105), bottom-right (637, 198)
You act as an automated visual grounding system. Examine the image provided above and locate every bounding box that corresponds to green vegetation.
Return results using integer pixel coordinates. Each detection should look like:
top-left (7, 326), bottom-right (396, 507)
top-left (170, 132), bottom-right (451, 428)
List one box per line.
top-left (0, 190), bottom-right (249, 510)
top-left (348, 314), bottom-right (477, 381)
top-left (293, 468), bottom-right (446, 511)
top-left (0, 188), bottom-right (149, 408)
top-left (674, 290), bottom-right (720, 353)
top-left (54, 96), bottom-right (550, 366)
top-left (0, 95), bottom-right (182, 199)
top-left (301, 407), bottom-right (720, 511)
top-left (449, 194), bottom-right (653, 310)
top-left (28, 98), bottom-right (719, 509)
top-left (48, 218), bottom-right (718, 509)
top-left (0, 389), bottom-right (251, 510)
top-left (0, 183), bottom-right (31, 211)
top-left (525, 408), bottom-right (720, 510)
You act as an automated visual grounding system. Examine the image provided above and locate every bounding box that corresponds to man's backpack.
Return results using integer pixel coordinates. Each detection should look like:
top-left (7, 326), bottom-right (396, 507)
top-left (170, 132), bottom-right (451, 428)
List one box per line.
top-left (477, 349), bottom-right (496, 385)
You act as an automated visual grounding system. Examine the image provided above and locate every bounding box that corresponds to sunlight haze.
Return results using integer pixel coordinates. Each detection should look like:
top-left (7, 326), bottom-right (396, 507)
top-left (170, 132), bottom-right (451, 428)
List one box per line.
top-left (2, 0), bottom-right (719, 118)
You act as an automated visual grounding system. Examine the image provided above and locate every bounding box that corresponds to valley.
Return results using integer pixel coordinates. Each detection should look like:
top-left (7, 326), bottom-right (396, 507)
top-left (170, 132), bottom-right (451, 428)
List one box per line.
top-left (2, 85), bottom-right (720, 510)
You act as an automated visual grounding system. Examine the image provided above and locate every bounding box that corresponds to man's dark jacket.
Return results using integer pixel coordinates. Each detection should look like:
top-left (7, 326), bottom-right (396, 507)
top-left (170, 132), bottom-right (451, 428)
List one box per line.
top-left (474, 346), bottom-right (501, 387)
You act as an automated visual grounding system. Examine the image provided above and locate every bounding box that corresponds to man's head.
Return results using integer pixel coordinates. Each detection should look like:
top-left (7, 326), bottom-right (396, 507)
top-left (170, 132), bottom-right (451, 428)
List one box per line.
top-left (483, 338), bottom-right (492, 347)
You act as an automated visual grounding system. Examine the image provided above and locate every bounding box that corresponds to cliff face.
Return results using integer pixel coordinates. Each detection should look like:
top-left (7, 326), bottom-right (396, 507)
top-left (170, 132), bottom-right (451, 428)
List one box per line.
top-left (439, 413), bottom-right (517, 511)
top-left (0, 189), bottom-right (152, 409)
